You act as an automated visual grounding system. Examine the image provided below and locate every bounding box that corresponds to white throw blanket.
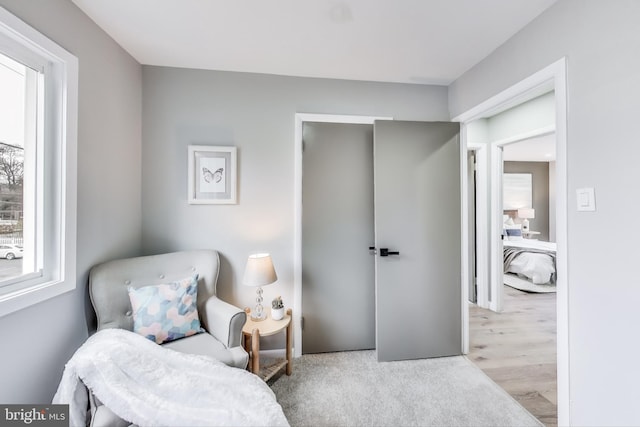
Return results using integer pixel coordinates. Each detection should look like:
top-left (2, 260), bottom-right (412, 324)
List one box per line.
top-left (53, 329), bottom-right (289, 427)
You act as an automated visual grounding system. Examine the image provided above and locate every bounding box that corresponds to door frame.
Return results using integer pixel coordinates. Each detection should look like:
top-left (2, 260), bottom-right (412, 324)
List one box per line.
top-left (293, 113), bottom-right (392, 358)
top-left (466, 141), bottom-right (488, 311)
top-left (488, 125), bottom-right (555, 312)
top-left (453, 57), bottom-right (569, 425)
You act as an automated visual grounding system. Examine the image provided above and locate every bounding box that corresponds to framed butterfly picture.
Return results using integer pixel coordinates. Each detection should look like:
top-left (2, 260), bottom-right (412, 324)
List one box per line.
top-left (188, 145), bottom-right (237, 204)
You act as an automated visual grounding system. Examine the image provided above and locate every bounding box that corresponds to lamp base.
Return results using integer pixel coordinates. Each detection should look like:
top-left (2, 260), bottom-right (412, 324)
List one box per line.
top-left (522, 218), bottom-right (530, 232)
top-left (250, 313), bottom-right (266, 322)
top-left (250, 286), bottom-right (266, 321)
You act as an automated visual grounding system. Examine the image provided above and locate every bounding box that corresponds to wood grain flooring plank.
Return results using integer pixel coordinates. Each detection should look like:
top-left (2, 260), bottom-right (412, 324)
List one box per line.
top-left (468, 285), bottom-right (557, 427)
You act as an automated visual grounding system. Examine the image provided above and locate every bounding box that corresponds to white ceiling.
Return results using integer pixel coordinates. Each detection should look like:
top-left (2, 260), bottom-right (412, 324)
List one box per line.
top-left (71, 0), bottom-right (558, 85)
top-left (502, 133), bottom-right (556, 162)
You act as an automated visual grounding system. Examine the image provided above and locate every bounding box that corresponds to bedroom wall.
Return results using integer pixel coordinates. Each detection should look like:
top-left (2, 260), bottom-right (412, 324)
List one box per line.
top-left (141, 66), bottom-right (449, 348)
top-left (466, 118), bottom-right (489, 144)
top-left (0, 0), bottom-right (142, 403)
top-left (486, 91), bottom-right (555, 141)
top-left (449, 1), bottom-right (640, 424)
top-left (503, 161), bottom-right (550, 241)
top-left (466, 92), bottom-right (555, 145)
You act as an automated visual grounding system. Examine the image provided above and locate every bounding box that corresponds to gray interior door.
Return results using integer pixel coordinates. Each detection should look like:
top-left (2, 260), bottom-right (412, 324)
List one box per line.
top-left (374, 120), bottom-right (462, 362)
top-left (302, 122), bottom-right (375, 354)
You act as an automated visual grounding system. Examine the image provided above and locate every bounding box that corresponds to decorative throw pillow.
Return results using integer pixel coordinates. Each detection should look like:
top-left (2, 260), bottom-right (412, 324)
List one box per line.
top-left (505, 228), bottom-right (522, 236)
top-left (128, 275), bottom-right (205, 344)
top-left (505, 228), bottom-right (524, 241)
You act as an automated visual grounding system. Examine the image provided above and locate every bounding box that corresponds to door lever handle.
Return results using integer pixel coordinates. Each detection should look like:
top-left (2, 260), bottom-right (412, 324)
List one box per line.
top-left (380, 248), bottom-right (400, 257)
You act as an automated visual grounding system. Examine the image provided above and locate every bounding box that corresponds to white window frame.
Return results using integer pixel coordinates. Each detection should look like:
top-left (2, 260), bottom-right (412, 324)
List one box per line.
top-left (0, 6), bottom-right (77, 317)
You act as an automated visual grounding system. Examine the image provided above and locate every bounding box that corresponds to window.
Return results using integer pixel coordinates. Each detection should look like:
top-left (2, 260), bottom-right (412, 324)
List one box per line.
top-left (0, 52), bottom-right (35, 280)
top-left (0, 7), bottom-right (77, 317)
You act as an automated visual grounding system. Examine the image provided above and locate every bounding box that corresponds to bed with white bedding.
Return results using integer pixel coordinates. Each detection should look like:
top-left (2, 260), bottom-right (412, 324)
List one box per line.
top-left (503, 239), bottom-right (557, 286)
top-left (54, 328), bottom-right (290, 427)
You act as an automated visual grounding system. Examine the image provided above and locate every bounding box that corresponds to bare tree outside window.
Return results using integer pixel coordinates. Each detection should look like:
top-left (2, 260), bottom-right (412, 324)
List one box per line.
top-left (0, 142), bottom-right (23, 276)
top-left (0, 144), bottom-right (23, 189)
top-left (0, 52), bottom-right (28, 280)
top-left (0, 143), bottom-right (23, 225)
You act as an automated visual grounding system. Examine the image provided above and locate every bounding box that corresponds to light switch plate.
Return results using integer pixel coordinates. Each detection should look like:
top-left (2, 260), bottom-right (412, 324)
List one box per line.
top-left (576, 188), bottom-right (596, 211)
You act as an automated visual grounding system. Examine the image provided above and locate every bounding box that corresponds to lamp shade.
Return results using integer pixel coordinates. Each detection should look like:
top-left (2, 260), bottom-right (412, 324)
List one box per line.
top-left (243, 253), bottom-right (277, 287)
top-left (518, 208), bottom-right (535, 219)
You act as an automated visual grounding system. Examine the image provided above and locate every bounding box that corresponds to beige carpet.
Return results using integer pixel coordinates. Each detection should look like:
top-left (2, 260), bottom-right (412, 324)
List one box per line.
top-left (270, 350), bottom-right (542, 427)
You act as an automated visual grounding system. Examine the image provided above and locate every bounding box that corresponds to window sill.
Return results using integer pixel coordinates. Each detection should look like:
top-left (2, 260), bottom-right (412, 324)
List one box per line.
top-left (0, 279), bottom-right (75, 318)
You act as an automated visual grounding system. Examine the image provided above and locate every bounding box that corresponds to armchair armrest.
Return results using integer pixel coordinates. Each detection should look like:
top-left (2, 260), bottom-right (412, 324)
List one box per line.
top-left (202, 296), bottom-right (246, 348)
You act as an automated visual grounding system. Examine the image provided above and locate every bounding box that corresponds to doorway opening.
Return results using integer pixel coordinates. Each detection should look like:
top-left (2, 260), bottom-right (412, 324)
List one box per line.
top-left (295, 115), bottom-right (462, 363)
top-left (471, 127), bottom-right (558, 425)
top-left (300, 121), bottom-right (376, 355)
top-left (455, 58), bottom-right (568, 425)
top-left (293, 114), bottom-right (390, 358)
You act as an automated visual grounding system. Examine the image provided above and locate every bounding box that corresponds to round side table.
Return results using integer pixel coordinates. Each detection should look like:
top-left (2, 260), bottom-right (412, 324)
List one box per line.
top-left (242, 308), bottom-right (292, 381)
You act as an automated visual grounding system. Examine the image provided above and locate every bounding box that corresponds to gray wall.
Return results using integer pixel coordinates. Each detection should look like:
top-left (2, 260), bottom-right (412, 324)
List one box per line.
top-left (0, 0), bottom-right (142, 403)
top-left (487, 92), bottom-right (555, 141)
top-left (141, 66), bottom-right (449, 346)
top-left (449, 1), bottom-right (640, 424)
top-left (504, 161), bottom-right (550, 241)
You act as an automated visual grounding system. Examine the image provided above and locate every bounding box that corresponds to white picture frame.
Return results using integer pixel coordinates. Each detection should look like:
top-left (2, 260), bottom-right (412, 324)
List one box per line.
top-left (188, 145), bottom-right (237, 204)
top-left (503, 173), bottom-right (532, 210)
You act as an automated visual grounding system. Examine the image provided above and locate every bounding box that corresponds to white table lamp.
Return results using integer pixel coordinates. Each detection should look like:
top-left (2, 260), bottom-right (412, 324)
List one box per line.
top-left (243, 253), bottom-right (278, 321)
top-left (518, 208), bottom-right (535, 232)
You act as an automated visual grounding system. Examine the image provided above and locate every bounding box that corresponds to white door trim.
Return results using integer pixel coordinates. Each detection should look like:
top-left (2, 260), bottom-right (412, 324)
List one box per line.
top-left (488, 125), bottom-right (555, 312)
top-left (453, 57), bottom-right (570, 426)
top-left (466, 141), bottom-right (489, 310)
top-left (293, 113), bottom-right (392, 358)
top-left (488, 143), bottom-right (504, 312)
top-left (491, 124), bottom-right (555, 146)
top-left (461, 138), bottom-right (488, 355)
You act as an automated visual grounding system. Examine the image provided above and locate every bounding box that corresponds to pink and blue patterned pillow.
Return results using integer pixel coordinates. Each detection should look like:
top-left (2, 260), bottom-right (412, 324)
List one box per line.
top-left (127, 275), bottom-right (205, 344)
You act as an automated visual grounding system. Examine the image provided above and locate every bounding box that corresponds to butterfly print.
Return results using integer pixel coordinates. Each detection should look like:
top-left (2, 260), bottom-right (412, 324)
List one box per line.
top-left (203, 167), bottom-right (224, 183)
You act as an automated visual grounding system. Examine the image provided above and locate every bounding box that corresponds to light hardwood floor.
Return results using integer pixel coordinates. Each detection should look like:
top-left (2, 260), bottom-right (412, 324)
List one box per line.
top-left (468, 284), bottom-right (557, 427)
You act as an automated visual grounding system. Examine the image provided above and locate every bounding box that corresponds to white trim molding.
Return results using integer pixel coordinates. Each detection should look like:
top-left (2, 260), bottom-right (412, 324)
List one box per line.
top-left (465, 141), bottom-right (489, 311)
top-left (488, 144), bottom-right (504, 312)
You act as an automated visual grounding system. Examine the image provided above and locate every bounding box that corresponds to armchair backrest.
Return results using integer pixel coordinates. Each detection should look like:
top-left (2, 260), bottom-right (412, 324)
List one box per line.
top-left (89, 250), bottom-right (220, 331)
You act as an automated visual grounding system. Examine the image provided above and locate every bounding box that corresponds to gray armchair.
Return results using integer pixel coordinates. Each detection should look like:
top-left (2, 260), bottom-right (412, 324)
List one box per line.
top-left (87, 250), bottom-right (248, 426)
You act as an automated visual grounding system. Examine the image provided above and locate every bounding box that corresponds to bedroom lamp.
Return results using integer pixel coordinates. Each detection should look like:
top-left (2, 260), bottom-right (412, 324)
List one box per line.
top-left (518, 208), bottom-right (535, 232)
top-left (243, 253), bottom-right (278, 321)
